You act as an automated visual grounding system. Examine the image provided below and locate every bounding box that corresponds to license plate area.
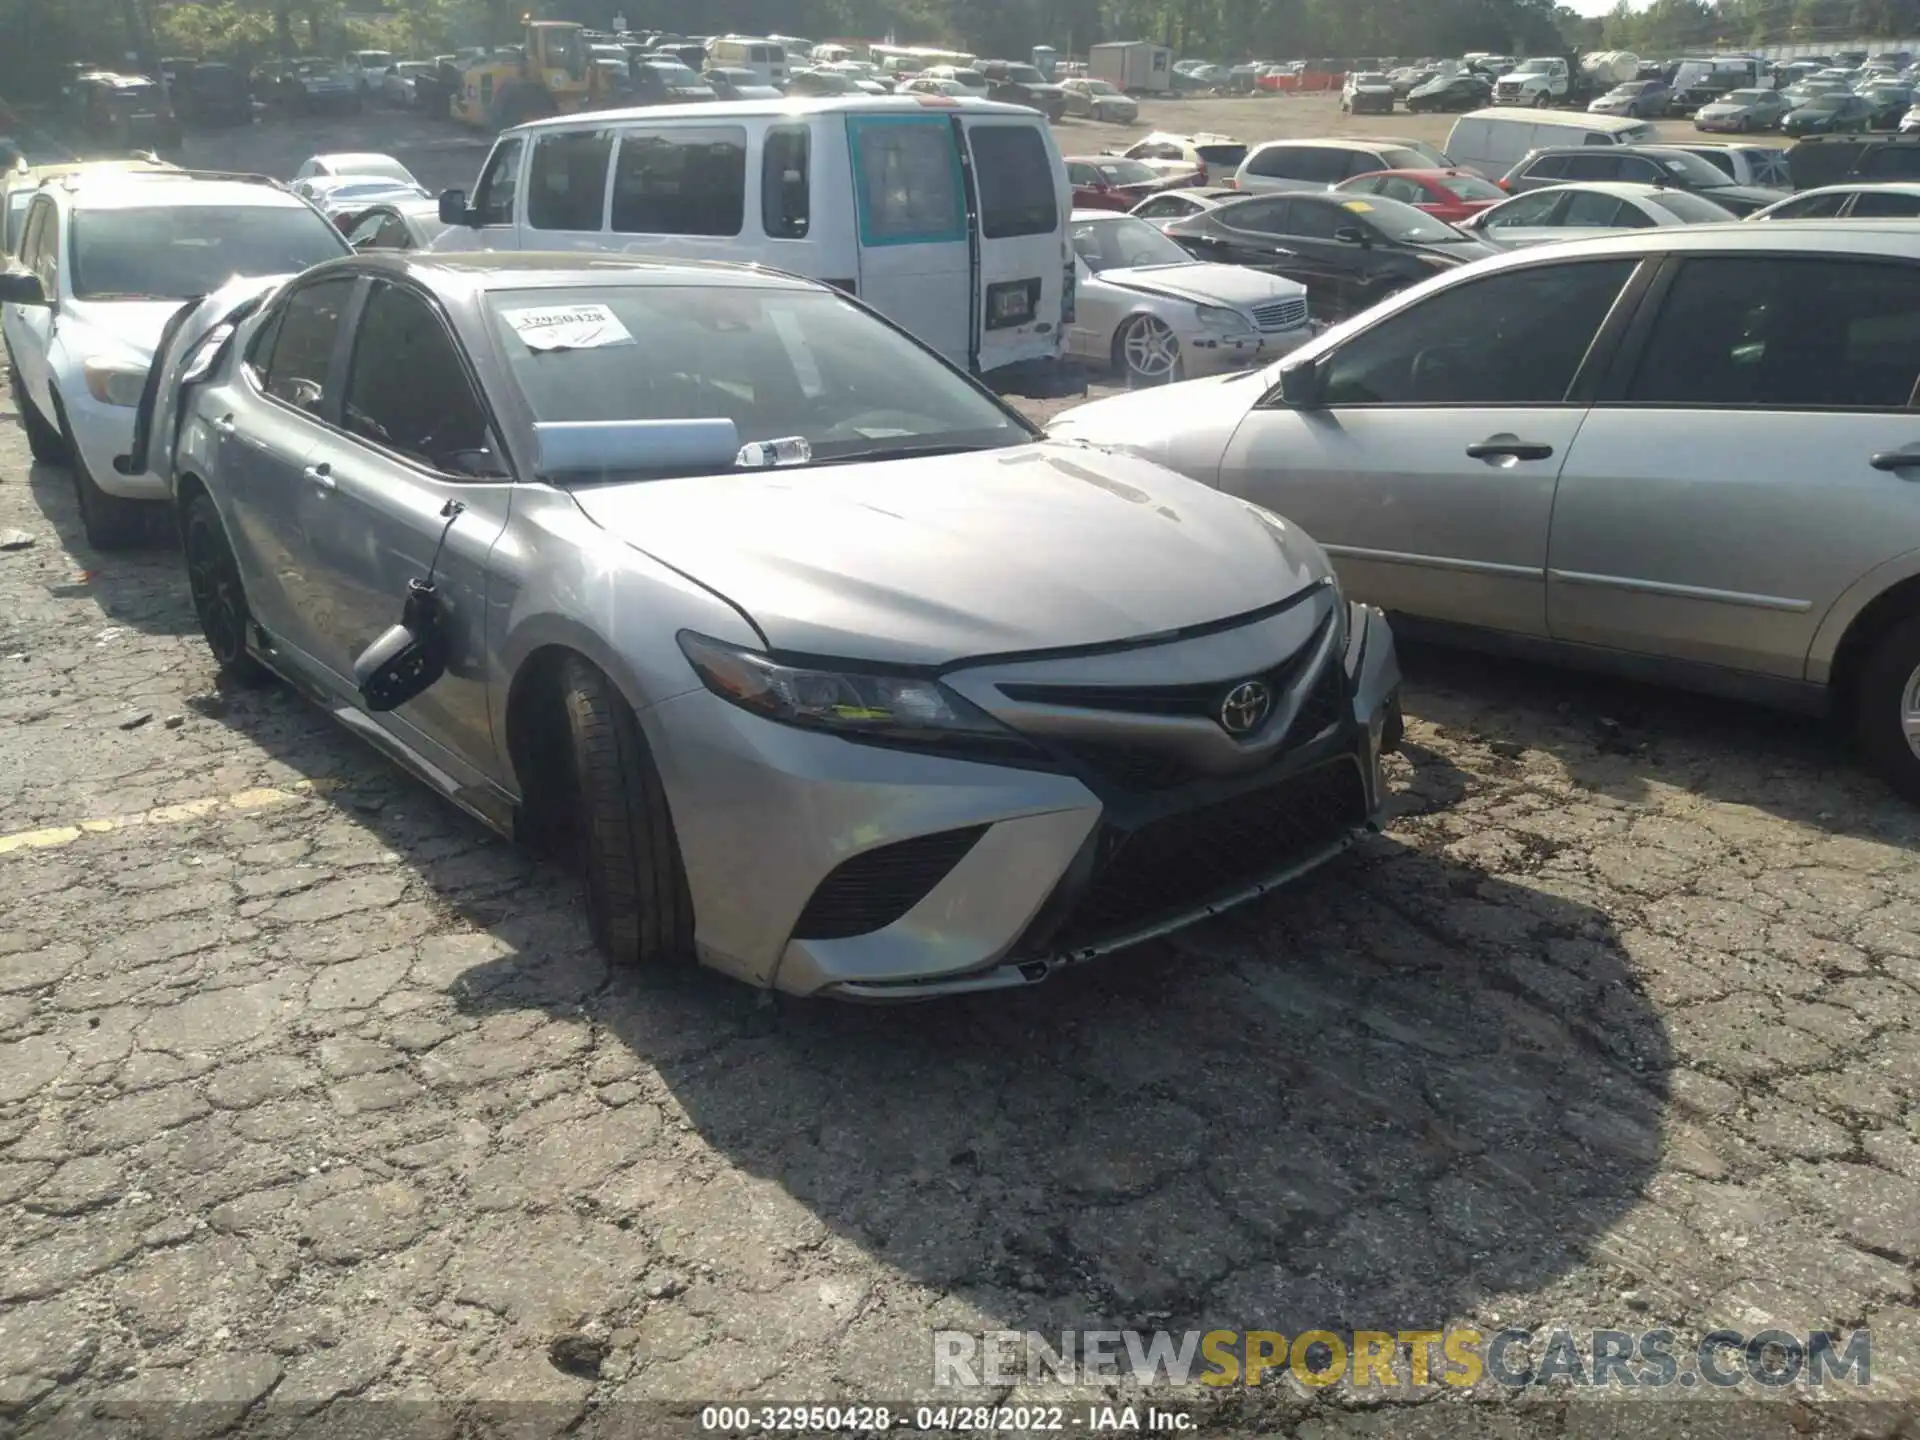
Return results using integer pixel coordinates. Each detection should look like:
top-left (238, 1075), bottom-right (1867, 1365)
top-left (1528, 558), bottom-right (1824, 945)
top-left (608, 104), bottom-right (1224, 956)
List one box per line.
top-left (986, 278), bottom-right (1041, 330)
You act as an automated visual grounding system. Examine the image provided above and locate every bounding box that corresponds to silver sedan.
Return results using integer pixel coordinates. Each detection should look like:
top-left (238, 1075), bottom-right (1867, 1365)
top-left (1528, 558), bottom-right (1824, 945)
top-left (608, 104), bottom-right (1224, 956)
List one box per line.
top-left (1463, 182), bottom-right (1739, 248)
top-left (113, 253), bottom-right (1402, 998)
top-left (1068, 211), bottom-right (1316, 385)
top-left (1045, 222), bottom-right (1920, 802)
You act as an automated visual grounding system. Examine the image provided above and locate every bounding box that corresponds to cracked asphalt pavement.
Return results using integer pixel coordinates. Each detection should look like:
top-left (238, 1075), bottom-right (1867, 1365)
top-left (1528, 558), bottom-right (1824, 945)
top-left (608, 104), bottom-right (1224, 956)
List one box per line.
top-left (1, 108), bottom-right (1920, 1440)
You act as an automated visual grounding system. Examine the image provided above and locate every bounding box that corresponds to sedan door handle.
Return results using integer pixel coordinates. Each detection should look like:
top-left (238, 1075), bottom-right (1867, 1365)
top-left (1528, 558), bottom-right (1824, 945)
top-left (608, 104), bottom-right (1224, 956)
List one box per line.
top-left (213, 414), bottom-right (236, 433)
top-left (304, 462), bottom-right (335, 490)
top-left (1869, 447), bottom-right (1920, 474)
top-left (1466, 437), bottom-right (1555, 462)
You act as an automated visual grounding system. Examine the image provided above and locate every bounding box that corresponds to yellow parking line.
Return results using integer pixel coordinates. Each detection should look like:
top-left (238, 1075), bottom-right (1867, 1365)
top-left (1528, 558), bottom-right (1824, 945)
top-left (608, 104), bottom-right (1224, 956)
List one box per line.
top-left (0, 779), bottom-right (339, 857)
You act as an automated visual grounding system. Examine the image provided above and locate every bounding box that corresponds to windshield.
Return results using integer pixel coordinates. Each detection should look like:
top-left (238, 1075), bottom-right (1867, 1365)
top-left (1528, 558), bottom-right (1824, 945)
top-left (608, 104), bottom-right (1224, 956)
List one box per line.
top-left (952, 69), bottom-right (984, 85)
top-left (1722, 89), bottom-right (1770, 103)
top-left (1006, 64), bottom-right (1045, 83)
top-left (544, 28), bottom-right (586, 76)
top-left (1513, 58), bottom-right (1555, 73)
top-left (1071, 215), bottom-right (1192, 271)
top-left (70, 205), bottom-right (348, 300)
top-left (1338, 194), bottom-right (1467, 242)
top-left (1648, 191), bottom-right (1738, 222)
top-left (485, 285), bottom-right (1031, 473)
top-left (1438, 173), bottom-right (1504, 201)
top-left (1799, 93), bottom-right (1849, 111)
top-left (1353, 73), bottom-right (1388, 84)
top-left (1095, 159), bottom-right (1159, 185)
top-left (355, 52), bottom-right (392, 66)
top-left (1081, 79), bottom-right (1119, 94)
top-left (647, 61), bottom-right (701, 84)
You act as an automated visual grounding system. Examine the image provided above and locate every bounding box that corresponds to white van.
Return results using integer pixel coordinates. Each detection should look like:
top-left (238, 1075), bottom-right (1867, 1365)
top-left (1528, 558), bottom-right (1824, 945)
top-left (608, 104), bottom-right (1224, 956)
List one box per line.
top-left (705, 36), bottom-right (790, 86)
top-left (1445, 108), bottom-right (1659, 179)
top-left (432, 95), bottom-right (1079, 396)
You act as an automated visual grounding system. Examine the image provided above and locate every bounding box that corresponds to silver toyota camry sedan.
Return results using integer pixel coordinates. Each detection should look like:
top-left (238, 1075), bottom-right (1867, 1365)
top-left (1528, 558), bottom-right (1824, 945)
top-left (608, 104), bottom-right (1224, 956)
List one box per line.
top-left (118, 254), bottom-right (1403, 998)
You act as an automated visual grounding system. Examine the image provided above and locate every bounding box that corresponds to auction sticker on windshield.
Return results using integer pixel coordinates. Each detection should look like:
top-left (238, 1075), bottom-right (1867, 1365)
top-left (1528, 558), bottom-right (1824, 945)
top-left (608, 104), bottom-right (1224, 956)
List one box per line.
top-left (1342, 200), bottom-right (1374, 212)
top-left (503, 303), bottom-right (635, 351)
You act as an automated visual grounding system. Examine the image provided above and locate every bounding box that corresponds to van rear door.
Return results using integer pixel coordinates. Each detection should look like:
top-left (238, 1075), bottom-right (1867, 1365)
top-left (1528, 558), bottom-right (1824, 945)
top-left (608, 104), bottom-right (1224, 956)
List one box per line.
top-left (845, 112), bottom-right (973, 367)
top-left (959, 114), bottom-right (1069, 381)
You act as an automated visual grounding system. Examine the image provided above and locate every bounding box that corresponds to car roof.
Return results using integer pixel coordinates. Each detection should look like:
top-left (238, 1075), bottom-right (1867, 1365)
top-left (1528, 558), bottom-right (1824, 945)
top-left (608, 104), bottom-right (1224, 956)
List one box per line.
top-left (1248, 137), bottom-right (1405, 153)
top-left (1470, 220), bottom-right (1920, 266)
top-left (1456, 106), bottom-right (1651, 132)
top-left (52, 173), bottom-right (308, 210)
top-left (1512, 180), bottom-right (1680, 199)
top-left (1345, 167), bottom-right (1475, 180)
top-left (510, 92), bottom-right (1039, 131)
top-left (1793, 180), bottom-right (1920, 196)
top-left (346, 250), bottom-right (828, 296)
top-left (11, 158), bottom-right (178, 188)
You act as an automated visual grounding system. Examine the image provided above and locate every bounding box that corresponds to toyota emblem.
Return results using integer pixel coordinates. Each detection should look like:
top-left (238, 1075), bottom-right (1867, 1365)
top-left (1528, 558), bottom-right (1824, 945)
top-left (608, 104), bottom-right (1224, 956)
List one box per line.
top-left (1219, 680), bottom-right (1272, 735)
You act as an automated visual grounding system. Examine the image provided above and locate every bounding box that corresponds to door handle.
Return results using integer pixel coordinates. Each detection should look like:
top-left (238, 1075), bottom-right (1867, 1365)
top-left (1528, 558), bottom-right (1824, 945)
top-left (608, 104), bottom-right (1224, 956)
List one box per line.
top-left (213, 413), bottom-right (236, 433)
top-left (304, 462), bottom-right (335, 490)
top-left (1869, 448), bottom-right (1920, 474)
top-left (1466, 438), bottom-right (1555, 462)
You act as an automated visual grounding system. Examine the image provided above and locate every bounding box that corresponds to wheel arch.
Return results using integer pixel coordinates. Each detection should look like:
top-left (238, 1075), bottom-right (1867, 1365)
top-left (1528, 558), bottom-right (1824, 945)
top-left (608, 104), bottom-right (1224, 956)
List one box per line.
top-left (1825, 568), bottom-right (1920, 725)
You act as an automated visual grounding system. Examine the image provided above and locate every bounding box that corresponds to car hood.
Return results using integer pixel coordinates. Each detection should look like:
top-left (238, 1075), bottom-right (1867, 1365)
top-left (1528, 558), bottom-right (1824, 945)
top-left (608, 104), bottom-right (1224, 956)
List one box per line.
top-left (65, 298), bottom-right (197, 362)
top-left (1093, 261), bottom-right (1307, 310)
top-left (568, 440), bottom-right (1328, 665)
top-left (1698, 101), bottom-right (1755, 114)
top-left (1408, 236), bottom-right (1500, 263)
top-left (1409, 78), bottom-right (1467, 95)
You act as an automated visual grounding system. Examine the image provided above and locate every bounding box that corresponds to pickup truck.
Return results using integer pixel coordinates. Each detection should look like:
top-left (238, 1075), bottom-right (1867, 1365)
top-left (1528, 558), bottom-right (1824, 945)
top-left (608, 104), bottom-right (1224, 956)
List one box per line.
top-left (1494, 52), bottom-right (1638, 108)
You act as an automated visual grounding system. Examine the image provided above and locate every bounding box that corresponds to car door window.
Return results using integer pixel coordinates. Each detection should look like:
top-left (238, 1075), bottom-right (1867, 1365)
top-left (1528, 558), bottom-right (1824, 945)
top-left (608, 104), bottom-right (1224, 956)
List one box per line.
top-left (1763, 191), bottom-right (1848, 219)
top-left (28, 203), bottom-right (58, 294)
top-left (1067, 162), bottom-right (1097, 186)
top-left (1219, 198), bottom-right (1290, 234)
top-left (376, 214), bottom-right (415, 249)
top-left (1342, 176), bottom-right (1385, 196)
top-left (1314, 259), bottom-right (1637, 406)
top-left (527, 128), bottom-right (613, 231)
top-left (1623, 256), bottom-right (1920, 410)
top-left (1862, 146), bottom-right (1920, 178)
top-left (1282, 199), bottom-right (1344, 239)
top-left (344, 211), bottom-right (388, 247)
top-left (1850, 189), bottom-right (1920, 217)
top-left (1378, 177), bottom-right (1423, 204)
top-left (1561, 190), bottom-right (1637, 227)
top-left (1523, 154), bottom-right (1570, 180)
top-left (1484, 191), bottom-right (1564, 229)
top-left (342, 282), bottom-right (493, 472)
top-left (473, 136), bottom-right (524, 226)
top-left (1562, 152), bottom-right (1626, 180)
top-left (253, 276), bottom-right (354, 415)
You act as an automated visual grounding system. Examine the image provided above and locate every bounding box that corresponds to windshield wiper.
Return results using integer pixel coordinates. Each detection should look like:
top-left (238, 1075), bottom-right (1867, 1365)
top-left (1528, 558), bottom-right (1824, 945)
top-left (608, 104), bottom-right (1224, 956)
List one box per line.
top-left (814, 441), bottom-right (1006, 466)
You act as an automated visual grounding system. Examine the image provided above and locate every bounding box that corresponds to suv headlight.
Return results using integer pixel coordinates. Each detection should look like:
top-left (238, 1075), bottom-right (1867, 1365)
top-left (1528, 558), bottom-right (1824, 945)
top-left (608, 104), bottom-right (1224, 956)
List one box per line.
top-left (1195, 304), bottom-right (1252, 332)
top-left (678, 632), bottom-right (1033, 752)
top-left (83, 358), bottom-right (147, 408)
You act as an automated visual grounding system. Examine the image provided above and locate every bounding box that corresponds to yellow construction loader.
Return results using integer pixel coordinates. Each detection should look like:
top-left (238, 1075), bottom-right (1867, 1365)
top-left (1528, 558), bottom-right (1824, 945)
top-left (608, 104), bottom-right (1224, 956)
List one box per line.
top-left (450, 18), bottom-right (609, 128)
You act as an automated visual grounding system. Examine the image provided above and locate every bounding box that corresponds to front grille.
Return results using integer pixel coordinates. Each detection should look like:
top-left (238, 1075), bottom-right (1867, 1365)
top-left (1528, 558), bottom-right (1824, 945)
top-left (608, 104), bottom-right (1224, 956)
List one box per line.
top-left (1283, 655), bottom-right (1347, 748)
top-left (1251, 297), bottom-right (1308, 331)
top-left (1039, 759), bottom-right (1368, 953)
top-left (791, 826), bottom-right (987, 941)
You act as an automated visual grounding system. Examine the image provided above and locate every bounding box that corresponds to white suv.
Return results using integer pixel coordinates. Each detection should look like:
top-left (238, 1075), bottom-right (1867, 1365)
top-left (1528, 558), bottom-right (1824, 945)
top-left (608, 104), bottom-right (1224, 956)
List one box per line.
top-left (0, 170), bottom-right (349, 547)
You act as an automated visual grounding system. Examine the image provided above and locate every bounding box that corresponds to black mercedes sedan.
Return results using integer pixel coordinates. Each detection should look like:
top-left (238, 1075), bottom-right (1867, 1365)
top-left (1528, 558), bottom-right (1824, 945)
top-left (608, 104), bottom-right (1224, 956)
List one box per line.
top-left (1404, 73), bottom-right (1492, 113)
top-left (1161, 191), bottom-right (1496, 322)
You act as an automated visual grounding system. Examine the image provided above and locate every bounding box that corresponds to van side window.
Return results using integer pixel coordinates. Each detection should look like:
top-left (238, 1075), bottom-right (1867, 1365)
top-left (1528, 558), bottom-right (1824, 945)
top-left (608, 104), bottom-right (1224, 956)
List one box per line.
top-left (611, 127), bottom-right (747, 236)
top-left (849, 118), bottom-right (964, 243)
top-left (761, 126), bottom-right (810, 239)
top-left (528, 129), bottom-right (612, 231)
top-left (970, 124), bottom-right (1058, 239)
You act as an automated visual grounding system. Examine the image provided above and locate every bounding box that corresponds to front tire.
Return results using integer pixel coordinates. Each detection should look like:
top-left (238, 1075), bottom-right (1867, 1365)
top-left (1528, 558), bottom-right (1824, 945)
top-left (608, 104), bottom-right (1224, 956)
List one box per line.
top-left (1857, 614), bottom-right (1920, 804)
top-left (11, 367), bottom-right (68, 463)
top-left (557, 655), bottom-right (694, 967)
top-left (1532, 90), bottom-right (1550, 108)
top-left (1116, 314), bottom-right (1181, 387)
top-left (54, 392), bottom-right (148, 550)
top-left (182, 490), bottom-right (267, 683)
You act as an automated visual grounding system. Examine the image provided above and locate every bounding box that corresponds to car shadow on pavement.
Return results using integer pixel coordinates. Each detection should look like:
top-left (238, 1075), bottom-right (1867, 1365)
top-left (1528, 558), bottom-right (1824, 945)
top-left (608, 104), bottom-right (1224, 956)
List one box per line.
top-left (197, 653), bottom-right (1672, 1370)
top-left (1398, 639), bottom-right (1920, 845)
top-left (24, 460), bottom-right (194, 637)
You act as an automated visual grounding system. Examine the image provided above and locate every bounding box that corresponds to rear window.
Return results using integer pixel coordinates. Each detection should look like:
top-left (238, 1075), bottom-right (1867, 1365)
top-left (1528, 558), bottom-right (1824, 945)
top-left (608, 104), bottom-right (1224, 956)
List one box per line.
top-left (1438, 173), bottom-right (1503, 201)
top-left (970, 124), bottom-right (1058, 239)
top-left (1195, 143), bottom-right (1247, 168)
top-left (1249, 145), bottom-right (1344, 183)
top-left (1379, 147), bottom-right (1429, 170)
top-left (1648, 190), bottom-right (1739, 223)
top-left (850, 118), bottom-right (963, 244)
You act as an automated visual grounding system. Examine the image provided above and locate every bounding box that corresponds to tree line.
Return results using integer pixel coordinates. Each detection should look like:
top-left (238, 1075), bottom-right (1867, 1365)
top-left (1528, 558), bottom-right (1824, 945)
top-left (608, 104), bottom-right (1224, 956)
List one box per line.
top-left (3, 0), bottom-right (1915, 102)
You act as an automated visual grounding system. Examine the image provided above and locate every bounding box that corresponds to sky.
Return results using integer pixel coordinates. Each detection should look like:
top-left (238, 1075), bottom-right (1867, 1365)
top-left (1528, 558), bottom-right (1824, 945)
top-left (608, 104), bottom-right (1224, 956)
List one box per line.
top-left (1564, 0), bottom-right (1637, 14)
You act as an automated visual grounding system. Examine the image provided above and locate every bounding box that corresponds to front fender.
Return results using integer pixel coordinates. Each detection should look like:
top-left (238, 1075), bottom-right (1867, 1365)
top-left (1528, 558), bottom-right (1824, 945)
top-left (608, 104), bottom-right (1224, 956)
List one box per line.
top-left (1805, 544), bottom-right (1920, 685)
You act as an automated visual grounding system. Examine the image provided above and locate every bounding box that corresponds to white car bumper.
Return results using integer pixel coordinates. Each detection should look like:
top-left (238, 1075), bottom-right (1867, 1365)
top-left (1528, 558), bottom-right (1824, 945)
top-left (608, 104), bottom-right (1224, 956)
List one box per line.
top-left (65, 388), bottom-right (162, 501)
top-left (1182, 324), bottom-right (1314, 376)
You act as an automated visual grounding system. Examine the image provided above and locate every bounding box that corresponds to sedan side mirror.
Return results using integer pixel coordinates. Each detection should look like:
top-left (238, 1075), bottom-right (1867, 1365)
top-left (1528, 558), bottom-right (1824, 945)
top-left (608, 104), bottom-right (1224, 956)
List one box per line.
top-left (438, 187), bottom-right (476, 226)
top-left (1278, 356), bottom-right (1326, 409)
top-left (1333, 225), bottom-right (1370, 247)
top-left (354, 580), bottom-right (449, 711)
top-left (0, 267), bottom-right (48, 306)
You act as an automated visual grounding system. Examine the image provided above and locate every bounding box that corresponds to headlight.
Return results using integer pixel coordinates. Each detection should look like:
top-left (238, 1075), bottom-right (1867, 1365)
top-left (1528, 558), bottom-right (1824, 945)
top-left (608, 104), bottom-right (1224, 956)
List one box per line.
top-left (83, 358), bottom-right (147, 408)
top-left (677, 631), bottom-right (1030, 750)
top-left (1194, 304), bottom-right (1252, 332)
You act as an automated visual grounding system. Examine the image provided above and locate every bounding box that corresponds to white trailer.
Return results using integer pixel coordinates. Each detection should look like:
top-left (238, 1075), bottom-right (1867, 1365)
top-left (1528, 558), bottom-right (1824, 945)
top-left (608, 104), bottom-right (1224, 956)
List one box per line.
top-left (1089, 41), bottom-right (1174, 95)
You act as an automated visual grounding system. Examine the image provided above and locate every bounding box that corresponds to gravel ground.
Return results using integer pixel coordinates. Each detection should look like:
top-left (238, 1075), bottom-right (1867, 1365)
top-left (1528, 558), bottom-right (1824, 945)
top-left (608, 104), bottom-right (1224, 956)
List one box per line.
top-left (0, 95), bottom-right (1916, 1440)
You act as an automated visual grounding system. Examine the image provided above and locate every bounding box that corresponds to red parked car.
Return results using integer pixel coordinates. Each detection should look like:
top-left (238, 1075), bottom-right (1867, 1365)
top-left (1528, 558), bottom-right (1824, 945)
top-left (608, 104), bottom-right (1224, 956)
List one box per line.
top-left (1332, 168), bottom-right (1506, 224)
top-left (1064, 155), bottom-right (1203, 211)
